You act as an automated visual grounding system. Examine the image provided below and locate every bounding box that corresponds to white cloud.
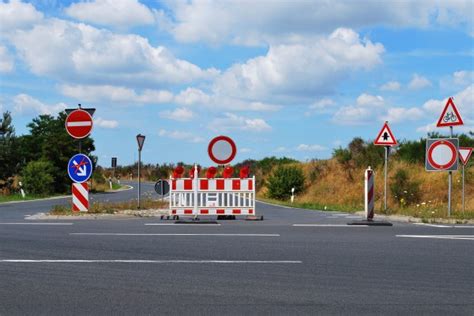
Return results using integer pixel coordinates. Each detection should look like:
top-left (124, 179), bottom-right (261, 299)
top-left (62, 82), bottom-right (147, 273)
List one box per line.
top-left (66, 0), bottom-right (154, 28)
top-left (306, 98), bottom-right (336, 116)
top-left (333, 106), bottom-right (374, 125)
top-left (159, 108), bottom-right (194, 122)
top-left (60, 84), bottom-right (173, 104)
top-left (408, 74), bottom-right (432, 90)
top-left (174, 88), bottom-right (211, 106)
top-left (213, 28), bottom-right (384, 100)
top-left (380, 81), bottom-right (401, 91)
top-left (356, 93), bottom-right (384, 107)
top-left (161, 1), bottom-right (473, 45)
top-left (209, 113), bottom-right (271, 133)
top-left (0, 46), bottom-right (14, 73)
top-left (94, 117), bottom-right (118, 128)
top-left (13, 94), bottom-right (66, 115)
top-left (240, 147), bottom-right (252, 153)
top-left (296, 144), bottom-right (327, 152)
top-left (0, 0), bottom-right (43, 33)
top-left (440, 70), bottom-right (474, 90)
top-left (158, 129), bottom-right (204, 143)
top-left (383, 107), bottom-right (424, 123)
top-left (11, 19), bottom-right (218, 86)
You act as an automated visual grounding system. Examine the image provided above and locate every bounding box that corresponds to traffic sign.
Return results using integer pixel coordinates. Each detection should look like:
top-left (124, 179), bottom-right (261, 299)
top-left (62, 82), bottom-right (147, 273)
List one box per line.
top-left (436, 97), bottom-right (464, 127)
top-left (111, 157), bottom-right (117, 168)
top-left (459, 147), bottom-right (473, 165)
top-left (154, 179), bottom-right (170, 197)
top-left (68, 153), bottom-right (93, 183)
top-left (65, 109), bottom-right (93, 139)
top-left (374, 121), bottom-right (397, 146)
top-left (208, 135), bottom-right (237, 165)
top-left (425, 138), bottom-right (459, 171)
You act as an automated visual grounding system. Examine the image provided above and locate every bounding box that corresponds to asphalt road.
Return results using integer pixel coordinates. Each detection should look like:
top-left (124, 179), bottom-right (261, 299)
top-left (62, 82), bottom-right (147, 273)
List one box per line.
top-left (0, 182), bottom-right (473, 315)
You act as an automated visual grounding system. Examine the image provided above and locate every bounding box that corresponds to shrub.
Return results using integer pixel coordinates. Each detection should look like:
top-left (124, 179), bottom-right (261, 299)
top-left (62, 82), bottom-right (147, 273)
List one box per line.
top-left (21, 160), bottom-right (55, 195)
top-left (267, 165), bottom-right (305, 200)
top-left (390, 169), bottom-right (421, 207)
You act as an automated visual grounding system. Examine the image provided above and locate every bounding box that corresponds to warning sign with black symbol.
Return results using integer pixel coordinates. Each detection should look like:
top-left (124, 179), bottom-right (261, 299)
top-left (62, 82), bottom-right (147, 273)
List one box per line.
top-left (374, 121), bottom-right (397, 146)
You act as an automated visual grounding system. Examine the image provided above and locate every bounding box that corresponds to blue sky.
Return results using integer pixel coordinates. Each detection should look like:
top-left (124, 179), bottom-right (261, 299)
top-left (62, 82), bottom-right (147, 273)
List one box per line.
top-left (0, 0), bottom-right (473, 167)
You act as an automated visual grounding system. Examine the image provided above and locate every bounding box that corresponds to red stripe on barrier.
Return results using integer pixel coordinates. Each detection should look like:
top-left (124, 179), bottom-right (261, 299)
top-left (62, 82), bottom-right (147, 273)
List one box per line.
top-left (184, 179), bottom-right (192, 190)
top-left (232, 209), bottom-right (241, 214)
top-left (248, 179), bottom-right (253, 190)
top-left (216, 179), bottom-right (224, 190)
top-left (172, 180), bottom-right (176, 190)
top-left (249, 209), bottom-right (253, 214)
top-left (72, 183), bottom-right (88, 211)
top-left (184, 209), bottom-right (193, 214)
top-left (200, 179), bottom-right (208, 190)
top-left (216, 209), bottom-right (225, 214)
top-left (172, 210), bottom-right (177, 214)
top-left (200, 209), bottom-right (209, 214)
top-left (232, 179), bottom-right (240, 190)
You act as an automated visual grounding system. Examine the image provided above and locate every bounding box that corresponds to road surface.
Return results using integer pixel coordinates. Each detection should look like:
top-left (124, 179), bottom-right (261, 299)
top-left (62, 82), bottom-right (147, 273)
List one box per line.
top-left (0, 182), bottom-right (472, 315)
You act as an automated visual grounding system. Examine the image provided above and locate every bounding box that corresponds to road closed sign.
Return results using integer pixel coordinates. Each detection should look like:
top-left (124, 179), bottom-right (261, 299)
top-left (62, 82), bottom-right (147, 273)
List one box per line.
top-left (426, 138), bottom-right (459, 171)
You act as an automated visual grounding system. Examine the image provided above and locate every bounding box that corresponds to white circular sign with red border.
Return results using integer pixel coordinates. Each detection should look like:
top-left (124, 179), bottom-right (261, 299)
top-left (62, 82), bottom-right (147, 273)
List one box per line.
top-left (208, 136), bottom-right (237, 165)
top-left (427, 140), bottom-right (457, 170)
top-left (65, 109), bottom-right (93, 139)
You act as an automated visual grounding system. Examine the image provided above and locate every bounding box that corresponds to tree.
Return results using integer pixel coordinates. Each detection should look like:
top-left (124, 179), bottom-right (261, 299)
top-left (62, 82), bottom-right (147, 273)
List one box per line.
top-left (0, 111), bottom-right (20, 181)
top-left (267, 165), bottom-right (305, 200)
top-left (21, 160), bottom-right (55, 195)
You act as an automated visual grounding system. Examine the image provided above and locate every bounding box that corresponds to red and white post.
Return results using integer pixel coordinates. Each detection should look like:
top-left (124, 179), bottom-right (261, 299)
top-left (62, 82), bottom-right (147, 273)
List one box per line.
top-left (365, 167), bottom-right (374, 221)
top-left (72, 182), bottom-right (89, 212)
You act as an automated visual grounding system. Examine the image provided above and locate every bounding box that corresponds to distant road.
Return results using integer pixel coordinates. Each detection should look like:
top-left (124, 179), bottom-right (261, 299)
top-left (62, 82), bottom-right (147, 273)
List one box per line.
top-left (0, 182), bottom-right (472, 315)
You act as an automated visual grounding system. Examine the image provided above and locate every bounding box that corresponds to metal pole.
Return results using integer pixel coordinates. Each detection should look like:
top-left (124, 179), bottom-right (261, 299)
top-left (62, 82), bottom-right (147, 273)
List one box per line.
top-left (138, 150), bottom-right (141, 209)
top-left (384, 146), bottom-right (388, 213)
top-left (448, 126), bottom-right (453, 217)
top-left (462, 164), bottom-right (465, 214)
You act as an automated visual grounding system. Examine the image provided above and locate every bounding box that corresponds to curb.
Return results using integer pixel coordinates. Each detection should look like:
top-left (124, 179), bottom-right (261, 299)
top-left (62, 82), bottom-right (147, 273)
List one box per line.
top-left (354, 211), bottom-right (474, 225)
top-left (26, 209), bottom-right (169, 220)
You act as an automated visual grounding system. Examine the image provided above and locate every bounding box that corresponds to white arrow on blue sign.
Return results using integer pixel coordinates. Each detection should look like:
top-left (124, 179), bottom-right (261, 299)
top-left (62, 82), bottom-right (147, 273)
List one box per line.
top-left (68, 154), bottom-right (93, 183)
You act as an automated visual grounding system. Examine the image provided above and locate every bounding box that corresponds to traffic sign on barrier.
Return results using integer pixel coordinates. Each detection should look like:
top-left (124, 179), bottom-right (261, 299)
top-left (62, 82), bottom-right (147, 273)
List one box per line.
top-left (68, 153), bottom-right (93, 183)
top-left (426, 138), bottom-right (459, 171)
top-left (65, 109), bottom-right (93, 139)
top-left (155, 179), bottom-right (170, 197)
top-left (208, 136), bottom-right (237, 165)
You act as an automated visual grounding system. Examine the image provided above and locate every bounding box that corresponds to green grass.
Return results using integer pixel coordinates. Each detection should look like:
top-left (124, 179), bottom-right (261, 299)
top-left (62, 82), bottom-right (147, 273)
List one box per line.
top-left (0, 193), bottom-right (63, 203)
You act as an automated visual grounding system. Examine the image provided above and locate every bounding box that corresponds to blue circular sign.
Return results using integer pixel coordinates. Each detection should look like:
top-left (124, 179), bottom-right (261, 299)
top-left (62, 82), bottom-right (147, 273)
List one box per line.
top-left (68, 154), bottom-right (93, 183)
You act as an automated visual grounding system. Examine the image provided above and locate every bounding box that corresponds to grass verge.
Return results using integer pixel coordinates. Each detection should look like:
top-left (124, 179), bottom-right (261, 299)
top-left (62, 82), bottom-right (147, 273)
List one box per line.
top-left (0, 193), bottom-right (64, 203)
top-left (50, 198), bottom-right (168, 215)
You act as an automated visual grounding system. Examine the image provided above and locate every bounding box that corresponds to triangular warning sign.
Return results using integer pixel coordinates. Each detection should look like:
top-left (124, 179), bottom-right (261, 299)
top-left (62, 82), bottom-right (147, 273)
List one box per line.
top-left (459, 147), bottom-right (473, 165)
top-left (374, 122), bottom-right (397, 146)
top-left (436, 97), bottom-right (464, 127)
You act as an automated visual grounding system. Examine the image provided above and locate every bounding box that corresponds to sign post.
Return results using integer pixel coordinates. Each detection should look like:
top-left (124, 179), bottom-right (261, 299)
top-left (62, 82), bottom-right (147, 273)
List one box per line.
top-left (374, 121), bottom-right (397, 213)
top-left (435, 97), bottom-right (464, 217)
top-left (136, 134), bottom-right (146, 209)
top-left (459, 147), bottom-right (473, 214)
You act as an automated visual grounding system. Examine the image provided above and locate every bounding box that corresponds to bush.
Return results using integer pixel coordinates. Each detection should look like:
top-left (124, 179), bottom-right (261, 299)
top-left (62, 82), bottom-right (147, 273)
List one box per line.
top-left (390, 169), bottom-right (421, 207)
top-left (267, 165), bottom-right (305, 200)
top-left (21, 160), bottom-right (55, 195)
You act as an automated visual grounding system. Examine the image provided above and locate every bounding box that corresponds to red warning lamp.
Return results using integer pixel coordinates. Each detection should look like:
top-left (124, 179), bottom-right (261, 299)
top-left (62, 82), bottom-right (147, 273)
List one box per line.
top-left (189, 165), bottom-right (201, 179)
top-left (239, 166), bottom-right (250, 179)
top-left (206, 166), bottom-right (217, 179)
top-left (173, 165), bottom-right (184, 178)
top-left (223, 166), bottom-right (234, 179)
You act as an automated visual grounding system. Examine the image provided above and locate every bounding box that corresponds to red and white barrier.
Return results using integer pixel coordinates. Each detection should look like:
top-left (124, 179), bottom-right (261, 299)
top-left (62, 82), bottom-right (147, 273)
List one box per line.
top-left (72, 182), bottom-right (89, 212)
top-left (169, 168), bottom-right (256, 217)
top-left (365, 167), bottom-right (374, 220)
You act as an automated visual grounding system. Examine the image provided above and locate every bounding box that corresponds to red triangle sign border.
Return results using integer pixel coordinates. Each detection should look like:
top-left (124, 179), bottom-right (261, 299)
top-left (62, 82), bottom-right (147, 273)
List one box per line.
top-left (374, 122), bottom-right (397, 146)
top-left (459, 147), bottom-right (473, 165)
top-left (436, 97), bottom-right (464, 127)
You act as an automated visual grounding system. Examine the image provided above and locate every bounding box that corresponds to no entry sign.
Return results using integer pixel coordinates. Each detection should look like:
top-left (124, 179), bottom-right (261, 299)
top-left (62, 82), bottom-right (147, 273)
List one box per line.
top-left (426, 138), bottom-right (459, 171)
top-left (208, 136), bottom-right (237, 165)
top-left (65, 109), bottom-right (93, 139)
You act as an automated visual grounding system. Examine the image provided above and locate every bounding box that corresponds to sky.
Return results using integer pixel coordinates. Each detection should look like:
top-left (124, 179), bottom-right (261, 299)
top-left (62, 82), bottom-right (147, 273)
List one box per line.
top-left (0, 0), bottom-right (473, 167)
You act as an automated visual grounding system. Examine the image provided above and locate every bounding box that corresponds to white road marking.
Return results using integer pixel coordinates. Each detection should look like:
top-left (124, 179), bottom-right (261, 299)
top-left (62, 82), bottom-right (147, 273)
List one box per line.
top-left (293, 224), bottom-right (368, 227)
top-left (345, 216), bottom-right (362, 219)
top-left (70, 233), bottom-right (279, 237)
top-left (0, 259), bottom-right (301, 264)
top-left (0, 223), bottom-right (73, 225)
top-left (145, 223), bottom-right (221, 226)
top-left (413, 223), bottom-right (452, 228)
top-left (396, 235), bottom-right (474, 241)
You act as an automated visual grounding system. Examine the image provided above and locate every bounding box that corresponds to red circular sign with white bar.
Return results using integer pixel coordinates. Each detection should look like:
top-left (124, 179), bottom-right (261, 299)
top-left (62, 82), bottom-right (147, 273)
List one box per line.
top-left (208, 136), bottom-right (237, 165)
top-left (65, 109), bottom-right (93, 139)
top-left (427, 140), bottom-right (457, 170)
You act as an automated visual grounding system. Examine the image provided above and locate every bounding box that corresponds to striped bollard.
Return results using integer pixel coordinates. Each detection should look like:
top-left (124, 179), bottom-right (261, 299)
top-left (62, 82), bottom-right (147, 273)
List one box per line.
top-left (72, 182), bottom-right (89, 212)
top-left (365, 166), bottom-right (374, 221)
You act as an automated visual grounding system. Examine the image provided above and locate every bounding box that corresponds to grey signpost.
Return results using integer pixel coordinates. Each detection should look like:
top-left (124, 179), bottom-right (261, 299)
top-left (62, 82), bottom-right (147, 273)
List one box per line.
top-left (136, 134), bottom-right (146, 209)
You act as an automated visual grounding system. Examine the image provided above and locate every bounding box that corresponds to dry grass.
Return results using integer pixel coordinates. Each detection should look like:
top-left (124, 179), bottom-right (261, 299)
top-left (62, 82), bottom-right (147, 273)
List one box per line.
top-left (50, 198), bottom-right (168, 215)
top-left (259, 159), bottom-right (474, 219)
